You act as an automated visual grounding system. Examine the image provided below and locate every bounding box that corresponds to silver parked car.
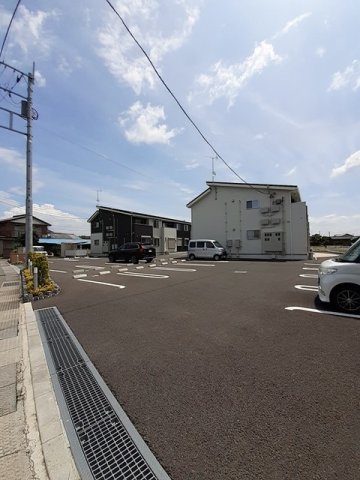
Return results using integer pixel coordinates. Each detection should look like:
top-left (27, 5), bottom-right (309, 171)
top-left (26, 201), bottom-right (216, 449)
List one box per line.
top-left (318, 238), bottom-right (360, 313)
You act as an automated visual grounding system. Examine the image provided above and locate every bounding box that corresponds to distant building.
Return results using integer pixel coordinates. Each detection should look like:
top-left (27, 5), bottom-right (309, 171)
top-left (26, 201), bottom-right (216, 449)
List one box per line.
top-left (187, 181), bottom-right (309, 260)
top-left (38, 233), bottom-right (91, 257)
top-left (0, 215), bottom-right (50, 258)
top-left (330, 234), bottom-right (359, 246)
top-left (87, 206), bottom-right (191, 256)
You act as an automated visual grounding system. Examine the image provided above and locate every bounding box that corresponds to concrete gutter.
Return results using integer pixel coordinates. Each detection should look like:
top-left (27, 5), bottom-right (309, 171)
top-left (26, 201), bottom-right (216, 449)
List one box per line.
top-left (22, 302), bottom-right (80, 479)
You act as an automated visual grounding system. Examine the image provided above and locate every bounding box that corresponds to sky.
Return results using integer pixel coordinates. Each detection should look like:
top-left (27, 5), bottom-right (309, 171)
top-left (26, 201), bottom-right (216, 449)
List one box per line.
top-left (0, 0), bottom-right (359, 237)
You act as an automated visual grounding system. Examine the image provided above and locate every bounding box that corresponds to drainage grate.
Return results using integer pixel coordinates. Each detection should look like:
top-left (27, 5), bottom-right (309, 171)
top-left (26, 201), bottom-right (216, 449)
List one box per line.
top-left (36, 307), bottom-right (171, 480)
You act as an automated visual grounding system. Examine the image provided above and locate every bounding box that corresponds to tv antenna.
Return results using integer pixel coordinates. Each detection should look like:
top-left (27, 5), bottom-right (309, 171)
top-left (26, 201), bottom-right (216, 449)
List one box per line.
top-left (96, 189), bottom-right (102, 206)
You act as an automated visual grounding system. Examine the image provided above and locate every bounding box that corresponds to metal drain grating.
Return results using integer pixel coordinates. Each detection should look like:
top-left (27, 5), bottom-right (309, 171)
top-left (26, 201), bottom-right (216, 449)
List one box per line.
top-left (36, 307), bottom-right (171, 480)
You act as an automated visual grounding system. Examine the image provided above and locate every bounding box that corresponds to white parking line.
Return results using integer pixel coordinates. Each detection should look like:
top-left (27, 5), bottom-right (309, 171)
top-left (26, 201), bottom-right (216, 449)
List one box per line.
top-left (302, 267), bottom-right (318, 271)
top-left (77, 279), bottom-right (126, 289)
top-left (117, 272), bottom-right (169, 279)
top-left (77, 265), bottom-right (105, 270)
top-left (299, 273), bottom-right (317, 278)
top-left (175, 263), bottom-right (215, 267)
top-left (304, 263), bottom-right (320, 266)
top-left (234, 271), bottom-right (248, 274)
top-left (294, 285), bottom-right (318, 292)
top-left (49, 269), bottom-right (67, 273)
top-left (285, 306), bottom-right (360, 319)
top-left (154, 267), bottom-right (197, 272)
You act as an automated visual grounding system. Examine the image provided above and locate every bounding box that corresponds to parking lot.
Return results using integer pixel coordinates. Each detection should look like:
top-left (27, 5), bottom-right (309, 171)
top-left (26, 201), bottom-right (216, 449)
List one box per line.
top-left (34, 255), bottom-right (360, 480)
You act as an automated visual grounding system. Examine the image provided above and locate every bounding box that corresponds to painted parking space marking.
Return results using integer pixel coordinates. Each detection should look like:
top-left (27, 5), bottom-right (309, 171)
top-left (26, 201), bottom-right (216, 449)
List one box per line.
top-left (77, 279), bottom-right (126, 289)
top-left (234, 271), bottom-right (248, 274)
top-left (285, 306), bottom-right (360, 320)
top-left (49, 269), bottom-right (67, 273)
top-left (154, 267), bottom-right (197, 272)
top-left (295, 284), bottom-right (318, 292)
top-left (299, 273), bottom-right (317, 278)
top-left (175, 263), bottom-right (215, 267)
top-left (302, 267), bottom-right (318, 271)
top-left (77, 265), bottom-right (105, 270)
top-left (304, 263), bottom-right (321, 266)
top-left (117, 272), bottom-right (169, 279)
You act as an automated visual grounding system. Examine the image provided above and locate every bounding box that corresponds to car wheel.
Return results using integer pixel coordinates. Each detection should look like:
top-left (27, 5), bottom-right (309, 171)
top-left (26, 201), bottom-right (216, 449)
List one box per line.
top-left (189, 254), bottom-right (195, 260)
top-left (131, 255), bottom-right (139, 264)
top-left (213, 254), bottom-right (220, 261)
top-left (146, 258), bottom-right (153, 263)
top-left (331, 284), bottom-right (360, 313)
top-left (109, 254), bottom-right (115, 263)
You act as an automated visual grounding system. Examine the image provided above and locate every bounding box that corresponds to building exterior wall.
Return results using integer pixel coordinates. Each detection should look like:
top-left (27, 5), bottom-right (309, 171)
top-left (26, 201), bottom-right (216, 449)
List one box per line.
top-left (190, 185), bottom-right (308, 259)
top-left (0, 217), bottom-right (50, 258)
top-left (89, 208), bottom-right (191, 256)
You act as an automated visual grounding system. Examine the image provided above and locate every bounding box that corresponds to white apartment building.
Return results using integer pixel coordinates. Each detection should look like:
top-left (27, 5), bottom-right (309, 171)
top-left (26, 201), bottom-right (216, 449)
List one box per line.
top-left (187, 182), bottom-right (309, 260)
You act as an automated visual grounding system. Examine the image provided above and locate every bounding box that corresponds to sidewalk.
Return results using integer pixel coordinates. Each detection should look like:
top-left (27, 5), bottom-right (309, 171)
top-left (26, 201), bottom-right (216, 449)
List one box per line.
top-left (0, 259), bottom-right (78, 480)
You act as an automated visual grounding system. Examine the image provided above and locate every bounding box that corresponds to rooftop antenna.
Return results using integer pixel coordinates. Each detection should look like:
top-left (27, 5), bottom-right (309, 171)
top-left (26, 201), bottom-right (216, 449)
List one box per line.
top-left (96, 189), bottom-right (102, 206)
top-left (211, 155), bottom-right (217, 181)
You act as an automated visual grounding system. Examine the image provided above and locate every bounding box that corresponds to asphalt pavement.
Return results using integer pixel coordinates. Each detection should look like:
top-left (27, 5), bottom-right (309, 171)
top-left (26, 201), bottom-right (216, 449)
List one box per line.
top-left (33, 255), bottom-right (360, 480)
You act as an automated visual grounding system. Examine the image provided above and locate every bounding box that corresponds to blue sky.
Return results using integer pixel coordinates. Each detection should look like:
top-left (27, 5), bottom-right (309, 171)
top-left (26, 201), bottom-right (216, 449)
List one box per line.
top-left (1, 0), bottom-right (359, 236)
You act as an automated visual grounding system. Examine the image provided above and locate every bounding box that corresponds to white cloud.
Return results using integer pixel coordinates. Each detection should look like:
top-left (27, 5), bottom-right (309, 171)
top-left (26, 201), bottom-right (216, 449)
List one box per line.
top-left (253, 133), bottom-right (265, 140)
top-left (0, 147), bottom-right (44, 193)
top-left (272, 12), bottom-right (312, 39)
top-left (119, 101), bottom-right (181, 144)
top-left (56, 55), bottom-right (83, 76)
top-left (35, 70), bottom-right (46, 87)
top-left (328, 60), bottom-right (360, 92)
top-left (284, 166), bottom-right (297, 177)
top-left (97, 1), bottom-right (200, 94)
top-left (316, 47), bottom-right (326, 58)
top-left (185, 162), bottom-right (200, 169)
top-left (191, 41), bottom-right (282, 106)
top-left (0, 147), bottom-right (25, 171)
top-left (331, 150), bottom-right (360, 177)
top-left (309, 213), bottom-right (360, 236)
top-left (4, 203), bottom-right (89, 235)
top-left (7, 5), bottom-right (57, 56)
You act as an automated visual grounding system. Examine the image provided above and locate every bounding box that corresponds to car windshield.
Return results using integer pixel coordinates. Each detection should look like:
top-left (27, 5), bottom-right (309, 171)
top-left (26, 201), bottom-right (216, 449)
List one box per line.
top-left (213, 241), bottom-right (223, 248)
top-left (336, 238), bottom-right (360, 263)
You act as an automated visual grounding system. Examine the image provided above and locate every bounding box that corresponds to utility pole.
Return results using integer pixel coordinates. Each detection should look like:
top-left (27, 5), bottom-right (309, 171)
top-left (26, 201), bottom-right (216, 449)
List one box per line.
top-left (25, 63), bottom-right (35, 256)
top-left (0, 61), bottom-right (36, 257)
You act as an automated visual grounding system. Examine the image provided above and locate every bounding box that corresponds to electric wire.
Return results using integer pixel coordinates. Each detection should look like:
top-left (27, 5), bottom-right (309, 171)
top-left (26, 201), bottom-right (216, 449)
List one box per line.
top-left (0, 0), bottom-right (22, 60)
top-left (105, 0), bottom-right (269, 196)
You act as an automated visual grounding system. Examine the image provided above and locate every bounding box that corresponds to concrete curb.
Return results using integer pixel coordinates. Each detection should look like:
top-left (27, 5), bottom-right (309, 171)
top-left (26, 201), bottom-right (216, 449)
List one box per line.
top-left (22, 302), bottom-right (80, 480)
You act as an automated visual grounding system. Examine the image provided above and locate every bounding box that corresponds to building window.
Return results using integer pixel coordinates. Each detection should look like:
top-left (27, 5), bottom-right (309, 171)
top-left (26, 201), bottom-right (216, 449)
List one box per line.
top-left (184, 224), bottom-right (189, 231)
top-left (94, 240), bottom-right (99, 246)
top-left (153, 238), bottom-right (160, 246)
top-left (247, 230), bottom-right (260, 240)
top-left (246, 200), bottom-right (259, 209)
top-left (153, 219), bottom-right (159, 228)
top-left (134, 217), bottom-right (148, 225)
top-left (184, 238), bottom-right (189, 246)
top-left (95, 222), bottom-right (99, 228)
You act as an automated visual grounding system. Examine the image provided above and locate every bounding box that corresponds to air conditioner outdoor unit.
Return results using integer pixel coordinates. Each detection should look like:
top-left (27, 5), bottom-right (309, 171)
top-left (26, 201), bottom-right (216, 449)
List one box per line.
top-left (260, 207), bottom-right (270, 213)
top-left (226, 239), bottom-right (233, 247)
top-left (234, 239), bottom-right (241, 248)
top-left (271, 218), bottom-right (281, 225)
top-left (271, 206), bottom-right (280, 212)
top-left (261, 219), bottom-right (270, 226)
top-left (274, 198), bottom-right (282, 204)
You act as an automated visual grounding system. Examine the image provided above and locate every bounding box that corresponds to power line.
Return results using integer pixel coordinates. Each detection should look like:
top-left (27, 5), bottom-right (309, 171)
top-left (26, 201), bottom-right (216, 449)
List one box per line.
top-left (0, 0), bottom-right (22, 60)
top-left (104, 0), bottom-right (269, 196)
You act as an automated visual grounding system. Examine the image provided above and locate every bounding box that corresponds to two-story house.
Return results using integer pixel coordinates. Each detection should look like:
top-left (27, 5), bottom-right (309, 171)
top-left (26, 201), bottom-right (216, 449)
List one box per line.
top-left (87, 206), bottom-right (191, 256)
top-left (187, 181), bottom-right (309, 260)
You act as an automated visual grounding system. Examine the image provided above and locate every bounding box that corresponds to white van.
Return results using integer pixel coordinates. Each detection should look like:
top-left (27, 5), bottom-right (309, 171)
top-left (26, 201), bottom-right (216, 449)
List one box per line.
top-left (187, 239), bottom-right (227, 261)
top-left (318, 237), bottom-right (360, 313)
